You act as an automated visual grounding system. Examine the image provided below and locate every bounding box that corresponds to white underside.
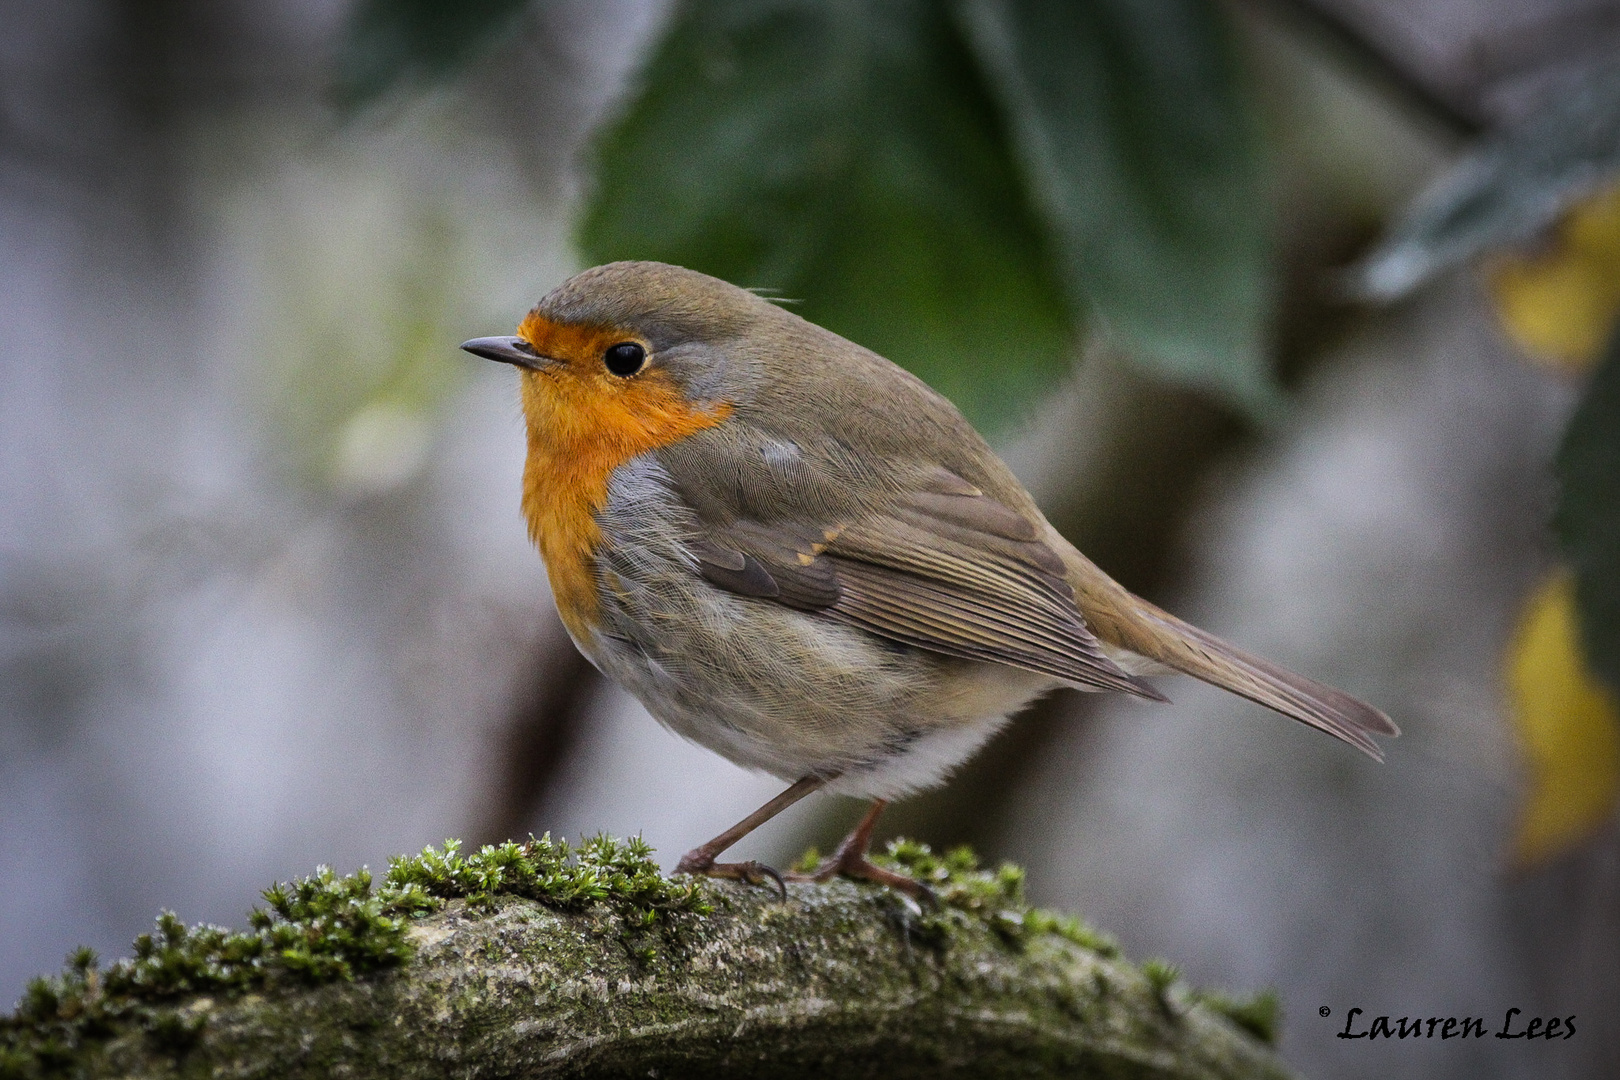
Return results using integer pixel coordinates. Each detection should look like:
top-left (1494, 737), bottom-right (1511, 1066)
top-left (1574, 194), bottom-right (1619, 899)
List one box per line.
top-left (580, 454), bottom-right (1163, 806)
top-left (824, 712), bottom-right (1016, 799)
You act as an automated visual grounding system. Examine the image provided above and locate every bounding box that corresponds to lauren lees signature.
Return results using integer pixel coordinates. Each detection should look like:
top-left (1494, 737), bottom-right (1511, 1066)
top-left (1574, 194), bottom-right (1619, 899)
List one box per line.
top-left (1326, 1007), bottom-right (1575, 1041)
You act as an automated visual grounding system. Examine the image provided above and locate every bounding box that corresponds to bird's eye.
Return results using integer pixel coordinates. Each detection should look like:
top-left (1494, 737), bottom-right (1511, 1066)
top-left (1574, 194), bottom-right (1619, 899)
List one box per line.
top-left (603, 342), bottom-right (645, 377)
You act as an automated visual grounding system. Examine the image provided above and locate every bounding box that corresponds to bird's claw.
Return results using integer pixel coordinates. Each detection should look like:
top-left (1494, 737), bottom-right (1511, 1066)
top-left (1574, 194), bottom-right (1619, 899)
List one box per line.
top-left (675, 854), bottom-right (788, 900)
top-left (743, 861), bottom-right (788, 899)
top-left (787, 853), bottom-right (934, 905)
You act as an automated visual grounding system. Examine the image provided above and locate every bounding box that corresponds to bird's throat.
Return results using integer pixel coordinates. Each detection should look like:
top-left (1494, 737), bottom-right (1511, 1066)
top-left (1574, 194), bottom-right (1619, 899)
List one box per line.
top-left (517, 369), bottom-right (730, 640)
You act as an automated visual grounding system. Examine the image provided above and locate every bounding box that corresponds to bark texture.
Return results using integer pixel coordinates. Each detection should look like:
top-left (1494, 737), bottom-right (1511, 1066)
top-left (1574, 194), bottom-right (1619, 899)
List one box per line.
top-left (36, 878), bottom-right (1293, 1079)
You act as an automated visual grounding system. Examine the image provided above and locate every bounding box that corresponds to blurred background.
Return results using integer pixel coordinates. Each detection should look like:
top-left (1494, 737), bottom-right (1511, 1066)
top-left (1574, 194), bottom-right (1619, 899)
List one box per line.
top-left (3, 0), bottom-right (1619, 1076)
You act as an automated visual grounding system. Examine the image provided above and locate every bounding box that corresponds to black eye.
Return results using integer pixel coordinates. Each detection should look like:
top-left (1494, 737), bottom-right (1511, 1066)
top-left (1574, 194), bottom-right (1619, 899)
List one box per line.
top-left (603, 342), bottom-right (645, 377)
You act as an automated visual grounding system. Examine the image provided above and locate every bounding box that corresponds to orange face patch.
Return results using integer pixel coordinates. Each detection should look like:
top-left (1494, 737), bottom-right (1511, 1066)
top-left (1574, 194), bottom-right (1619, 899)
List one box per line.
top-left (515, 313), bottom-right (731, 641)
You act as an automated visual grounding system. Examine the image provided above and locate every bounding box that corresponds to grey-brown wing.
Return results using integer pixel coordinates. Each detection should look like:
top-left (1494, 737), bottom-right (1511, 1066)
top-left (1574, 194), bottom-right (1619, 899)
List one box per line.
top-left (689, 472), bottom-right (1161, 699)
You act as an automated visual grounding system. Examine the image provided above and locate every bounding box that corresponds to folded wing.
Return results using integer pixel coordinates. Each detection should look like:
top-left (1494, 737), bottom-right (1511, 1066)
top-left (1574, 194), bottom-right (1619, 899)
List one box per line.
top-left (688, 467), bottom-right (1162, 700)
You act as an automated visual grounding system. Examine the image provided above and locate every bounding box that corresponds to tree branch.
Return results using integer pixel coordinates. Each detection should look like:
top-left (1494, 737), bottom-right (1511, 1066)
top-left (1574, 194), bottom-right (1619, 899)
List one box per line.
top-left (4, 841), bottom-right (1292, 1079)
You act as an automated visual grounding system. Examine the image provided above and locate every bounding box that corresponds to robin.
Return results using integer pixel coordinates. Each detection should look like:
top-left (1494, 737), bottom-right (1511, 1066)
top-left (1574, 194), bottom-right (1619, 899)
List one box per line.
top-left (462, 260), bottom-right (1396, 898)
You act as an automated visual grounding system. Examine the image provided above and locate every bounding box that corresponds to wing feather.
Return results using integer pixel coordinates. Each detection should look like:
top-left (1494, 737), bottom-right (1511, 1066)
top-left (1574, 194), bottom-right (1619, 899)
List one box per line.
top-left (828, 558), bottom-right (1163, 696)
top-left (685, 471), bottom-right (1161, 699)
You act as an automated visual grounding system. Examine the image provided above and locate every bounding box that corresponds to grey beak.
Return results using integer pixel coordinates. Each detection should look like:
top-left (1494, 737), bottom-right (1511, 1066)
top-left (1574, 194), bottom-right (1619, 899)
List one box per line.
top-left (460, 335), bottom-right (550, 370)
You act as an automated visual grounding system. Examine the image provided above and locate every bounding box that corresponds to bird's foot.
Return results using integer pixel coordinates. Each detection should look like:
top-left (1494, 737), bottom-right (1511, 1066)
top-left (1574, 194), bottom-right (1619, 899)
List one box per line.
top-left (674, 850), bottom-right (787, 899)
top-left (788, 849), bottom-right (936, 907)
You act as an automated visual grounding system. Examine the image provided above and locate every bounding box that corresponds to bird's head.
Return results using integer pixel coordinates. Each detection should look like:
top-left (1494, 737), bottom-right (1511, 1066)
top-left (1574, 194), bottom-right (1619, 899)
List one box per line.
top-left (461, 261), bottom-right (773, 450)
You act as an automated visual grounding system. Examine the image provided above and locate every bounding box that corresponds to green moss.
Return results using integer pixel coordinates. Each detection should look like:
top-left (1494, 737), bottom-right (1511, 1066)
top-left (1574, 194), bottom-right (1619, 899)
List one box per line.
top-left (1, 863), bottom-right (426, 1080)
top-left (872, 841), bottom-right (1277, 1049)
top-left (384, 835), bottom-right (709, 919)
top-left (2, 835), bottom-right (1280, 1078)
top-left (0, 835), bottom-right (706, 1079)
top-left (873, 840), bottom-right (1123, 958)
top-left (1022, 908), bottom-right (1122, 958)
top-left (1191, 988), bottom-right (1282, 1047)
top-left (1142, 958), bottom-right (1181, 997)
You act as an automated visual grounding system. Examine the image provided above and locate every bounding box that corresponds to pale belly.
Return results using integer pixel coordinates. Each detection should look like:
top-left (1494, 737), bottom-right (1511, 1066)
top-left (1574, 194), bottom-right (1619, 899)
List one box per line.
top-left (575, 599), bottom-right (1056, 799)
top-left (564, 459), bottom-right (1060, 798)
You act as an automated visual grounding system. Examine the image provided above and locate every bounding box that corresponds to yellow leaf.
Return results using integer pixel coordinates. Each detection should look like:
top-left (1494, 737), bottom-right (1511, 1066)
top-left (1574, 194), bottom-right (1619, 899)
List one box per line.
top-left (1507, 572), bottom-right (1620, 866)
top-left (1488, 183), bottom-right (1620, 375)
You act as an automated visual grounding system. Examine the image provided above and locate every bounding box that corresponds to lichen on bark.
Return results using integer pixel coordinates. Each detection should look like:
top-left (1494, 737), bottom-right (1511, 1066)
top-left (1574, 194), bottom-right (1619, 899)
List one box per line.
top-left (2, 838), bottom-right (1294, 1079)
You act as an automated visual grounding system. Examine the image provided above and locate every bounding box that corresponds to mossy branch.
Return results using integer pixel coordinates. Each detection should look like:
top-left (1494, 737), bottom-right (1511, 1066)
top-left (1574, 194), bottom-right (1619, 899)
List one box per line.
top-left (4, 838), bottom-right (1293, 1079)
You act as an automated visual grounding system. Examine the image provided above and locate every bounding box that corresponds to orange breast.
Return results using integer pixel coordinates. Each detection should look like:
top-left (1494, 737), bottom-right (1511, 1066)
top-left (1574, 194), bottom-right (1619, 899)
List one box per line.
top-left (516, 315), bottom-right (731, 642)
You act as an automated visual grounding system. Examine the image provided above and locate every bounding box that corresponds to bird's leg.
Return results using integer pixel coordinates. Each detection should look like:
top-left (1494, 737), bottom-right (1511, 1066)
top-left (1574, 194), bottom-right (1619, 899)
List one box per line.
top-left (674, 775), bottom-right (826, 896)
top-left (789, 799), bottom-right (935, 904)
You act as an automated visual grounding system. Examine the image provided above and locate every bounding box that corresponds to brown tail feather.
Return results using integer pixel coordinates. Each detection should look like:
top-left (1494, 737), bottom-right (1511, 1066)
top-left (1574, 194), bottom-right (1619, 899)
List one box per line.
top-left (1142, 605), bottom-right (1397, 759)
top-left (1068, 564), bottom-right (1397, 759)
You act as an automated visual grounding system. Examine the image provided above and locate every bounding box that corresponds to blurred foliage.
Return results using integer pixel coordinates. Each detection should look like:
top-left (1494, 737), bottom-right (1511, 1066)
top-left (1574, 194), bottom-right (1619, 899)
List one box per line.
top-left (261, 203), bottom-right (468, 496)
top-left (1354, 59), bottom-right (1620, 301)
top-left (579, 0), bottom-right (1075, 431)
top-left (957, 0), bottom-right (1274, 410)
top-left (1489, 183), bottom-right (1620, 864)
top-left (1557, 329), bottom-right (1620, 699)
top-left (1488, 182), bottom-right (1620, 374)
top-left (1361, 57), bottom-right (1620, 861)
top-left (336, 0), bottom-right (535, 109)
top-left (339, 0), bottom-right (1274, 430)
top-left (1506, 574), bottom-right (1620, 866)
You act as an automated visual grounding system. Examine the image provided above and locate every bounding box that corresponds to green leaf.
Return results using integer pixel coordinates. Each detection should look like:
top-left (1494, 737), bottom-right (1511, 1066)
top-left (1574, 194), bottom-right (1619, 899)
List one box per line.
top-left (335, 0), bottom-right (535, 110)
top-left (958, 0), bottom-right (1277, 414)
top-left (1557, 326), bottom-right (1620, 694)
top-left (1356, 61), bottom-right (1620, 300)
top-left (578, 0), bottom-right (1074, 433)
